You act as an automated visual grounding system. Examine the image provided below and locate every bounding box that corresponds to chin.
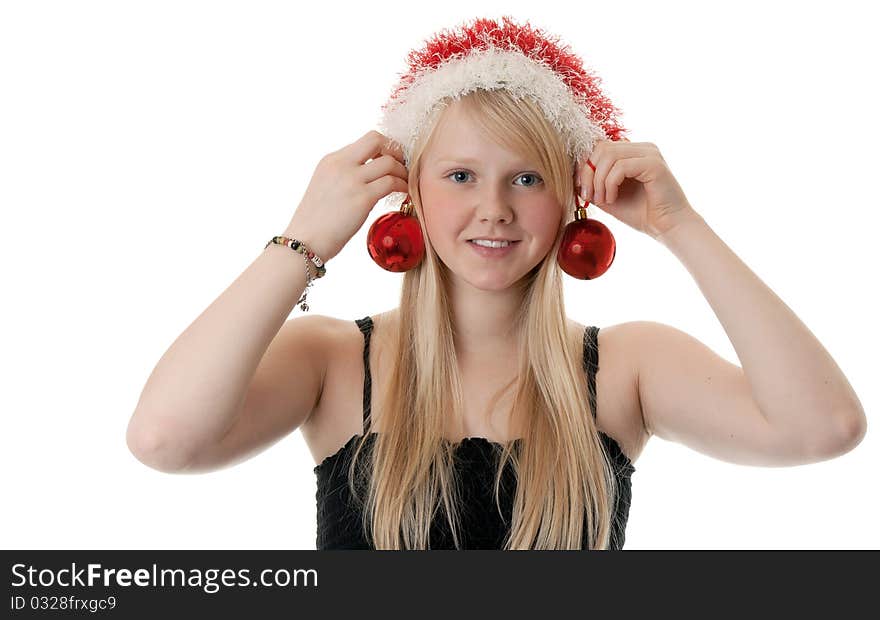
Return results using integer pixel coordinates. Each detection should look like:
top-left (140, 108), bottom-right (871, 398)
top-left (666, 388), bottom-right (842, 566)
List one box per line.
top-left (441, 249), bottom-right (538, 291)
top-left (468, 279), bottom-right (514, 292)
top-left (458, 268), bottom-right (529, 292)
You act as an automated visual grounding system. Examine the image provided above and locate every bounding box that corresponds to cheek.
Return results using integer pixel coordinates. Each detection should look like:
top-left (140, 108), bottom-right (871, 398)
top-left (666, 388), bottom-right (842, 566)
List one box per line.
top-left (421, 202), bottom-right (467, 249)
top-left (524, 204), bottom-right (563, 240)
top-left (421, 186), bottom-right (468, 235)
top-left (419, 179), bottom-right (445, 225)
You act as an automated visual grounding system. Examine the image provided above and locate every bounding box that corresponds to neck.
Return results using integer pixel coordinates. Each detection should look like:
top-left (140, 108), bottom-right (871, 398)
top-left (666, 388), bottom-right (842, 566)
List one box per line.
top-left (449, 280), bottom-right (524, 358)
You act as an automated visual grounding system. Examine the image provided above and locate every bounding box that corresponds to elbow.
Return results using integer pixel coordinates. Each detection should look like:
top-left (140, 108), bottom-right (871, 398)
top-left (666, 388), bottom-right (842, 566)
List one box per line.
top-left (812, 407), bottom-right (868, 460)
top-left (836, 406), bottom-right (867, 454)
top-left (126, 414), bottom-right (194, 474)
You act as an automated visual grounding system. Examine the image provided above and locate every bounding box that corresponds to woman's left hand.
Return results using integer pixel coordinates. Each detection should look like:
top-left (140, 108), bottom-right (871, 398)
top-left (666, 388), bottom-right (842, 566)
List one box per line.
top-left (575, 139), bottom-right (702, 239)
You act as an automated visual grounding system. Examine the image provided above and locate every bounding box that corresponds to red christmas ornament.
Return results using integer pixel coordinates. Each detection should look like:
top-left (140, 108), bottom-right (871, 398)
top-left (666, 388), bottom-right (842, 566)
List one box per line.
top-left (557, 192), bottom-right (616, 279)
top-left (367, 195), bottom-right (425, 272)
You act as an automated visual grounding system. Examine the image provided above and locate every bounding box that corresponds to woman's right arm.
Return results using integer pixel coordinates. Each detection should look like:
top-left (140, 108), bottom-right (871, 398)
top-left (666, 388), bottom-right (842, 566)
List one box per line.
top-left (126, 130), bottom-right (409, 474)
top-left (125, 234), bottom-right (330, 474)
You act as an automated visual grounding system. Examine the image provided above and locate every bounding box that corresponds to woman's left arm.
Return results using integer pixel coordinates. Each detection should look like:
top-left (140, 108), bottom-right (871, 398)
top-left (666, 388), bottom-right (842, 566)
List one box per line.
top-left (578, 140), bottom-right (867, 461)
top-left (656, 212), bottom-right (866, 449)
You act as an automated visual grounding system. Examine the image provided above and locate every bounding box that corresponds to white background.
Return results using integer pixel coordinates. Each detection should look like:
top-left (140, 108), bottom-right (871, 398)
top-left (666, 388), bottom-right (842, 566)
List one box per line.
top-left (1, 0), bottom-right (876, 550)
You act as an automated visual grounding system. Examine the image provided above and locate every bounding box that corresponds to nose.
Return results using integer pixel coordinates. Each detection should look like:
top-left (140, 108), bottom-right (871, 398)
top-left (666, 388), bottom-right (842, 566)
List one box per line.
top-left (475, 189), bottom-right (514, 223)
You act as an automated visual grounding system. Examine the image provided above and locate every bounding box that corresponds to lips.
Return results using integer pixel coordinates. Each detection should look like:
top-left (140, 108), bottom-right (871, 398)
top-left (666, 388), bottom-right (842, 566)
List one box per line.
top-left (467, 239), bottom-right (520, 257)
top-left (467, 240), bottom-right (519, 247)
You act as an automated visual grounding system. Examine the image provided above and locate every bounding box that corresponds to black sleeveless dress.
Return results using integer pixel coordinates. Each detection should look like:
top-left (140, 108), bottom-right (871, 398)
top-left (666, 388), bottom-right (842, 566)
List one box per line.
top-left (313, 316), bottom-right (636, 549)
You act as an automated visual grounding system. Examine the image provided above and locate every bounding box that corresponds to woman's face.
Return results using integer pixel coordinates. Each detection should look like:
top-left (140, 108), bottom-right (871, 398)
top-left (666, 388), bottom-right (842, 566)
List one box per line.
top-left (419, 103), bottom-right (563, 291)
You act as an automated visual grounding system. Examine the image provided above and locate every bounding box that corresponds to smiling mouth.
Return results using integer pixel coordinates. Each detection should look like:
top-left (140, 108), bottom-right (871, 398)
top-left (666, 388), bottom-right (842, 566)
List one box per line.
top-left (467, 240), bottom-right (520, 247)
top-left (466, 240), bottom-right (521, 257)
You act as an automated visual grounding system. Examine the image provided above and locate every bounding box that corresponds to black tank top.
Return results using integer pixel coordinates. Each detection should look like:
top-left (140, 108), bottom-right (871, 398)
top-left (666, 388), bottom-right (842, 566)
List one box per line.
top-left (313, 316), bottom-right (636, 549)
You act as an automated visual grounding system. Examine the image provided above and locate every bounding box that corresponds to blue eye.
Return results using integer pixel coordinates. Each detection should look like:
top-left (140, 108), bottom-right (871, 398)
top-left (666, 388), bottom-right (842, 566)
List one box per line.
top-left (448, 170), bottom-right (471, 183)
top-left (516, 173), bottom-right (543, 187)
top-left (446, 170), bottom-right (543, 186)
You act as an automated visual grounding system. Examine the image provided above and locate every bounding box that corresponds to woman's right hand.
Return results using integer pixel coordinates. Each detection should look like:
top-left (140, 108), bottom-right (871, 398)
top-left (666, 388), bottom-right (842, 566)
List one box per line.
top-left (284, 130), bottom-right (410, 263)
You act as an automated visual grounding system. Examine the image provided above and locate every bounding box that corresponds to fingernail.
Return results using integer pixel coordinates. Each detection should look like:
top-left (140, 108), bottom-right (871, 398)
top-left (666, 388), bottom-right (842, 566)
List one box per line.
top-left (579, 185), bottom-right (587, 201)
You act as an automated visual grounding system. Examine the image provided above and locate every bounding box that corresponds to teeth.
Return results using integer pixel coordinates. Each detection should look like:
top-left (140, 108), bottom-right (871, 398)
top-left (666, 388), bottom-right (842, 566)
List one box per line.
top-left (471, 239), bottom-right (511, 248)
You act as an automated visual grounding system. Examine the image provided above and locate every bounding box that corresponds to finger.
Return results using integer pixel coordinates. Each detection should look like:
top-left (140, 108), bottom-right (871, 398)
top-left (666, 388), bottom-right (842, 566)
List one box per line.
top-left (584, 159), bottom-right (597, 202)
top-left (591, 145), bottom-right (646, 204)
top-left (593, 154), bottom-right (614, 205)
top-left (377, 136), bottom-right (406, 166)
top-left (579, 140), bottom-right (616, 202)
top-left (366, 173), bottom-right (409, 201)
top-left (362, 155), bottom-right (409, 184)
top-left (604, 157), bottom-right (631, 204)
top-left (352, 130), bottom-right (406, 166)
top-left (580, 141), bottom-right (643, 202)
top-left (574, 162), bottom-right (591, 202)
top-left (576, 156), bottom-right (596, 202)
top-left (604, 156), bottom-right (648, 204)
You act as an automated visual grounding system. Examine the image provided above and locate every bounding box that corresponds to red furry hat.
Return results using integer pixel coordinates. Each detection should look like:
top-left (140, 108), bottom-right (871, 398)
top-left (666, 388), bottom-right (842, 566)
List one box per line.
top-left (377, 15), bottom-right (628, 172)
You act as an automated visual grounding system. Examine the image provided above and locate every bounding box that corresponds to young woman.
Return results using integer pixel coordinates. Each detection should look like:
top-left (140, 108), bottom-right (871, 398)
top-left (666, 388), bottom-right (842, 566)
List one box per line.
top-left (126, 17), bottom-right (866, 550)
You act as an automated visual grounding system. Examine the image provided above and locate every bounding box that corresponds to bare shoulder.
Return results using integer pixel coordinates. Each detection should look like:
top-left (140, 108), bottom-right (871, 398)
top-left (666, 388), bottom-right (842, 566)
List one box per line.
top-left (297, 314), bottom-right (360, 463)
top-left (569, 319), bottom-right (649, 465)
top-left (299, 311), bottom-right (397, 465)
top-left (304, 312), bottom-right (369, 409)
top-left (316, 311), bottom-right (395, 366)
top-left (608, 320), bottom-right (825, 467)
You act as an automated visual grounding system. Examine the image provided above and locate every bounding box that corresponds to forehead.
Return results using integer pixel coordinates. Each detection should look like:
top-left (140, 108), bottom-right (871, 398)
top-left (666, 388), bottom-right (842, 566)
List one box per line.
top-left (429, 104), bottom-right (480, 143)
top-left (426, 107), bottom-right (533, 166)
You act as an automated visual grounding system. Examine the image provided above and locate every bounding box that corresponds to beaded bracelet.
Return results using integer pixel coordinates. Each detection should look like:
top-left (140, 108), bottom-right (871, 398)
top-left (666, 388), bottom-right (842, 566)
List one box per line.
top-left (264, 235), bottom-right (327, 312)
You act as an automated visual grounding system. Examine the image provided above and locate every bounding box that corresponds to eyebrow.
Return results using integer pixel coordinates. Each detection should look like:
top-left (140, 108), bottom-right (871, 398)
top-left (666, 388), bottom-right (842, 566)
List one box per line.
top-left (434, 157), bottom-right (538, 168)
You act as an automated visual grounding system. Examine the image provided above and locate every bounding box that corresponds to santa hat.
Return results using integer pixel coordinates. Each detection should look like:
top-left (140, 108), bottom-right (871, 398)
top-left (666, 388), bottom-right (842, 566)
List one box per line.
top-left (376, 15), bottom-right (628, 206)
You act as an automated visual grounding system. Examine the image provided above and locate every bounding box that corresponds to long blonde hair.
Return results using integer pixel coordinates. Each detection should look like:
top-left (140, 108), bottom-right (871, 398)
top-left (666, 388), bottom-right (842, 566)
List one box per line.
top-left (347, 88), bottom-right (621, 549)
